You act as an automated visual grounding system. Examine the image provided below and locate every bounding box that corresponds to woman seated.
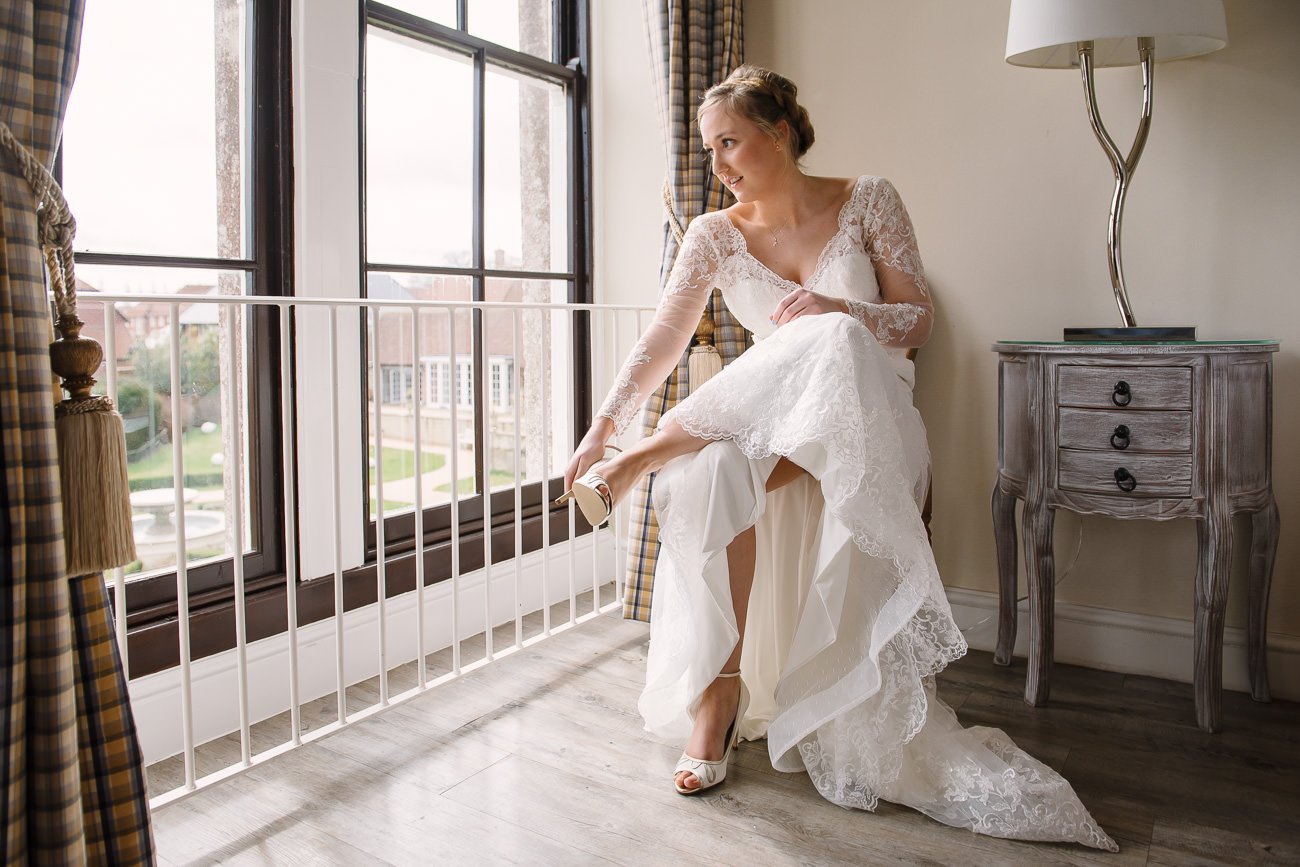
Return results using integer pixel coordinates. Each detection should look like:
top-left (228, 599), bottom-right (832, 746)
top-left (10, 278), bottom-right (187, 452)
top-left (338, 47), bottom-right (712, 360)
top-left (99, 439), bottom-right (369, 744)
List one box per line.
top-left (561, 65), bottom-right (1117, 852)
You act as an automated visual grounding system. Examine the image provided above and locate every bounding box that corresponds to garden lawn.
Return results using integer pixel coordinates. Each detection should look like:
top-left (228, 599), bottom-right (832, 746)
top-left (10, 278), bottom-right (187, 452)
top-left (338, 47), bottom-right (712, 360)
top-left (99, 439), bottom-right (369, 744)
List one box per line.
top-left (128, 426), bottom-right (226, 491)
top-left (368, 445), bottom-right (445, 485)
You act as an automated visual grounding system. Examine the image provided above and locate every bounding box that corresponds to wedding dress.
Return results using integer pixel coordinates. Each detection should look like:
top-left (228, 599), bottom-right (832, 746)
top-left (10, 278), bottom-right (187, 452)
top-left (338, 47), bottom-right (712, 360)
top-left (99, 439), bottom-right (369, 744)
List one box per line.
top-left (596, 176), bottom-right (1117, 851)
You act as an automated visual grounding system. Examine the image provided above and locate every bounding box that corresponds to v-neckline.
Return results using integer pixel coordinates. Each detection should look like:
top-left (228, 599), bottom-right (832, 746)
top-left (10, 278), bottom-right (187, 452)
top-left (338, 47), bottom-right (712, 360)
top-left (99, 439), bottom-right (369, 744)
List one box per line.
top-left (721, 176), bottom-right (863, 291)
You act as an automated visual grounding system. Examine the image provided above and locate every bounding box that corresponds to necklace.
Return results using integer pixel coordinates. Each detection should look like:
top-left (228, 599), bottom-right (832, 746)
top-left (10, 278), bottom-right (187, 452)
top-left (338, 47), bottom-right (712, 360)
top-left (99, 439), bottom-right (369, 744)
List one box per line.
top-left (764, 213), bottom-right (793, 246)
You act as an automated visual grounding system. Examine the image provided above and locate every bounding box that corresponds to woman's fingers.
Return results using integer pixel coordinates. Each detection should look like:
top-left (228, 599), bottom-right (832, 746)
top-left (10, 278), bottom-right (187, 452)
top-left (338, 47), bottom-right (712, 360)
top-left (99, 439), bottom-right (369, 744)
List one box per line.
top-left (772, 288), bottom-right (822, 326)
top-left (773, 289), bottom-right (845, 326)
top-left (771, 289), bottom-right (804, 326)
top-left (565, 439), bottom-right (605, 489)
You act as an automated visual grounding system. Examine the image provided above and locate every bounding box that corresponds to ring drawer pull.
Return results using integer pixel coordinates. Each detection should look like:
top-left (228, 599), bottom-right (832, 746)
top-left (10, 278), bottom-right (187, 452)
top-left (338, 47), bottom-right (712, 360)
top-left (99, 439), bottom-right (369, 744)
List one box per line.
top-left (1110, 424), bottom-right (1131, 450)
top-left (1111, 380), bottom-right (1132, 406)
top-left (1114, 467), bottom-right (1137, 492)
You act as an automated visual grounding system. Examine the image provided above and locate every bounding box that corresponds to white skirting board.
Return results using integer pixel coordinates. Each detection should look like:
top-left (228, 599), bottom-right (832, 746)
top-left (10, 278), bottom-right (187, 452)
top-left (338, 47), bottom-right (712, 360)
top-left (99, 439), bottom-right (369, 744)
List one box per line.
top-left (129, 530), bottom-right (621, 765)
top-left (947, 585), bottom-right (1300, 702)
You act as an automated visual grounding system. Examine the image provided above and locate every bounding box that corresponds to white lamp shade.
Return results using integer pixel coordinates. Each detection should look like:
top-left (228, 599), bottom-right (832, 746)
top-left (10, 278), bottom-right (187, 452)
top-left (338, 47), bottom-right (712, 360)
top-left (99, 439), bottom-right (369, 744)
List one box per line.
top-left (1006, 0), bottom-right (1227, 68)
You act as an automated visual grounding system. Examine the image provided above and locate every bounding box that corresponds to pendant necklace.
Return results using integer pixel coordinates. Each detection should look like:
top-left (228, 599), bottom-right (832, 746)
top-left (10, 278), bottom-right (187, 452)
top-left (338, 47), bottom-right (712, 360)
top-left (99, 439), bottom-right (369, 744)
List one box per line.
top-left (766, 213), bottom-right (793, 246)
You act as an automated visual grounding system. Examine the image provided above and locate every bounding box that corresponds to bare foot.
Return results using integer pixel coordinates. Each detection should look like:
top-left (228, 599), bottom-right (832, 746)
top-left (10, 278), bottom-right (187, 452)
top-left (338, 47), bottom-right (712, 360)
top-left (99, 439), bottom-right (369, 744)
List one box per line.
top-left (674, 673), bottom-right (743, 792)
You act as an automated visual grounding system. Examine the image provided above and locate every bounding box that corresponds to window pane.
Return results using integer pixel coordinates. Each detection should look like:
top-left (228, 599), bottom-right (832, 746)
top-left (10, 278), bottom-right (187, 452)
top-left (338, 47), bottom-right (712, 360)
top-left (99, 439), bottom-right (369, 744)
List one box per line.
top-left (471, 0), bottom-right (552, 59)
top-left (485, 278), bottom-right (569, 490)
top-left (366, 29), bottom-right (474, 267)
top-left (367, 273), bottom-right (475, 516)
top-left (381, 0), bottom-right (457, 29)
top-left (63, 0), bottom-right (249, 259)
top-left (485, 67), bottom-right (569, 273)
top-left (75, 265), bottom-right (253, 579)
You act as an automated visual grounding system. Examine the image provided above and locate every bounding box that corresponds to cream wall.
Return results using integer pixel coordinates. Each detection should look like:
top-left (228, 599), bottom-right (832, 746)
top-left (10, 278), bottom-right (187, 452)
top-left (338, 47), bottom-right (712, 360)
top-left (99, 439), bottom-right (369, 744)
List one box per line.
top-left (591, 2), bottom-right (665, 310)
top-left (593, 1), bottom-right (1300, 680)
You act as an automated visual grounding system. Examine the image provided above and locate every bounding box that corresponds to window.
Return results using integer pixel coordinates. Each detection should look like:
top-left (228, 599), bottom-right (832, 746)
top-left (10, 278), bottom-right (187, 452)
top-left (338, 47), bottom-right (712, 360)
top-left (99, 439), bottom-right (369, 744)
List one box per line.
top-left (490, 357), bottom-right (513, 409)
top-left (421, 357), bottom-right (452, 406)
top-left (455, 360), bottom-right (475, 409)
top-left (383, 367), bottom-right (415, 404)
top-left (61, 0), bottom-right (292, 642)
top-left (363, 0), bottom-right (591, 548)
top-left (58, 0), bottom-right (588, 676)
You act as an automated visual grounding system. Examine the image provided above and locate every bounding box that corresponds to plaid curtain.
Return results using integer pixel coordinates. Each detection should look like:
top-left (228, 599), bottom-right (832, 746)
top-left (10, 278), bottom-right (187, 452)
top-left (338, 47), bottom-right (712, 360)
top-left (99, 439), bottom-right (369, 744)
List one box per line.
top-left (623, 0), bottom-right (748, 621)
top-left (0, 2), bottom-right (155, 863)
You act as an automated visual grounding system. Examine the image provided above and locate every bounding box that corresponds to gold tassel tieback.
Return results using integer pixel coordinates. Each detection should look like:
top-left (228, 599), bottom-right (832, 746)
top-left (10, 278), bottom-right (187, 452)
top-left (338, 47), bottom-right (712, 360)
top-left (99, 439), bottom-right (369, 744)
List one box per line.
top-left (1, 120), bottom-right (137, 575)
top-left (688, 309), bottom-right (722, 392)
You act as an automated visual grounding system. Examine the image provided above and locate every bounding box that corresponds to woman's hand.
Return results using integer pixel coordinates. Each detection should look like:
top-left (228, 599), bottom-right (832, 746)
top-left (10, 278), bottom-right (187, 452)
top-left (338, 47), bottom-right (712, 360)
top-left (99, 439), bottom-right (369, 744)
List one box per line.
top-left (770, 287), bottom-right (848, 327)
top-left (564, 417), bottom-right (616, 490)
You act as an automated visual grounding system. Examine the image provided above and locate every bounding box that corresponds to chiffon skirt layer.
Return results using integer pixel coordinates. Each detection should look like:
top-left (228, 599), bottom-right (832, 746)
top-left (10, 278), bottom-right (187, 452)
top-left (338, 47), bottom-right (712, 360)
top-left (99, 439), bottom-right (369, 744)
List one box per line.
top-left (640, 314), bottom-right (1117, 851)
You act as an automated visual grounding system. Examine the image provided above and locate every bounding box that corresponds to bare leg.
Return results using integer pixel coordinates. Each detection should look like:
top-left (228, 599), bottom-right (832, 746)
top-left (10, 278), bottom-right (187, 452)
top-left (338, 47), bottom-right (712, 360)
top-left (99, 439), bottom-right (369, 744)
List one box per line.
top-left (675, 460), bottom-right (806, 791)
top-left (675, 525), bottom-right (754, 792)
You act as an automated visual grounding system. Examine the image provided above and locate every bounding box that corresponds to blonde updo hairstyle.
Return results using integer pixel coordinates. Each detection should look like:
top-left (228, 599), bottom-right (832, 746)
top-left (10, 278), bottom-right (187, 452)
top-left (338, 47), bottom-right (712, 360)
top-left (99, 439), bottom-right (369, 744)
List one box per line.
top-left (698, 64), bottom-right (816, 160)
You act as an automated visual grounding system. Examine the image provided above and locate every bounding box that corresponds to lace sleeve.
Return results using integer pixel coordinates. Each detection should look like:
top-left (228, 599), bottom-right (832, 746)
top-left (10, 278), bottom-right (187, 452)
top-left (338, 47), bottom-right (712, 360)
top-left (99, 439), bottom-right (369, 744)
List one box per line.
top-left (844, 178), bottom-right (933, 348)
top-left (843, 298), bottom-right (932, 345)
top-left (595, 216), bottom-right (722, 435)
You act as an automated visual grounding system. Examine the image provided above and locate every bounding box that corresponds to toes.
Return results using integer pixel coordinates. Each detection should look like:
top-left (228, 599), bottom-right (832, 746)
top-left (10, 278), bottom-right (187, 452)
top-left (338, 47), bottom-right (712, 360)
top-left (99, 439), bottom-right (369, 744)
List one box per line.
top-left (675, 771), bottom-right (699, 791)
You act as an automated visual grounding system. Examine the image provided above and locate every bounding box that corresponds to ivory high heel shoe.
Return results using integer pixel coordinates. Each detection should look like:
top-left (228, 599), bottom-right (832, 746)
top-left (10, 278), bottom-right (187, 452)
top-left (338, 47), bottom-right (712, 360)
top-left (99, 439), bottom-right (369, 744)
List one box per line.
top-left (556, 445), bottom-right (622, 527)
top-left (674, 671), bottom-right (749, 795)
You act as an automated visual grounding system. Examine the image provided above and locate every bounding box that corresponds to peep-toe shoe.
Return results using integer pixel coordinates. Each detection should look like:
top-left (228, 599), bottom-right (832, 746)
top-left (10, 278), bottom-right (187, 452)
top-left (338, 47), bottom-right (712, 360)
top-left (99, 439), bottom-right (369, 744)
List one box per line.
top-left (674, 671), bottom-right (749, 795)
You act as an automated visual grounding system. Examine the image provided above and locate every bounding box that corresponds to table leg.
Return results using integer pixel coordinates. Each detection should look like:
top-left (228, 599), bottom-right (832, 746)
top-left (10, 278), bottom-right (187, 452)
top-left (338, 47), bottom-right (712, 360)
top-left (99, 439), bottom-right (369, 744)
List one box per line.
top-left (1194, 508), bottom-right (1233, 733)
top-left (1022, 498), bottom-right (1054, 706)
top-left (1248, 498), bottom-right (1279, 703)
top-left (991, 483), bottom-right (1018, 666)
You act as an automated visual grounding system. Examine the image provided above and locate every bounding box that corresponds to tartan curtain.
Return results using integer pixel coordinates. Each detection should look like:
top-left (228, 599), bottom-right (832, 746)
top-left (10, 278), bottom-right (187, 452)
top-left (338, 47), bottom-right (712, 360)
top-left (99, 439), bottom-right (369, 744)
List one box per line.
top-left (623, 0), bottom-right (748, 621)
top-left (0, 2), bottom-right (155, 863)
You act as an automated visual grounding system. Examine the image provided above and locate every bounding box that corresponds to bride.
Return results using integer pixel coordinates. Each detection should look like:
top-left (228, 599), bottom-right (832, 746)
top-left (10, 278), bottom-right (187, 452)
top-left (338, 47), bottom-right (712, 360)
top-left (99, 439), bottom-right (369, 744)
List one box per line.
top-left (561, 65), bottom-right (1117, 851)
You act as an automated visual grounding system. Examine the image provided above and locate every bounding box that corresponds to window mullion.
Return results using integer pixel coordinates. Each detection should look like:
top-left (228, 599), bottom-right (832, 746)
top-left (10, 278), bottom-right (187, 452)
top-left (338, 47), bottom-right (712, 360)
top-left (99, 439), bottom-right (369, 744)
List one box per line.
top-left (472, 48), bottom-right (486, 282)
top-left (471, 46), bottom-right (487, 500)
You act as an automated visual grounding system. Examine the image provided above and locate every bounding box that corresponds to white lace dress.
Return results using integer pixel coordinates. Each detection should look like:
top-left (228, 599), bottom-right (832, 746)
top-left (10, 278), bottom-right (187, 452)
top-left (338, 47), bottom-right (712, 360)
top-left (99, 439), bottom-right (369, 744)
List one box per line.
top-left (597, 176), bottom-right (1117, 851)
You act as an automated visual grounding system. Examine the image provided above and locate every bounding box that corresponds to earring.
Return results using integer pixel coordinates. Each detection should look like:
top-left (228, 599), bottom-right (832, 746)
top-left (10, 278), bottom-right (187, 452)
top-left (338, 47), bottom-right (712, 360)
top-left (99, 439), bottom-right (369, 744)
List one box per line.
top-left (776, 144), bottom-right (782, 152)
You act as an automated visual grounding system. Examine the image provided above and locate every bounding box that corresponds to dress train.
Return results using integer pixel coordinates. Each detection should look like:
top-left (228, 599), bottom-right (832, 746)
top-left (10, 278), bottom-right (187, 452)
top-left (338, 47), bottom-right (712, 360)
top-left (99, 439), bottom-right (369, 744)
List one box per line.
top-left (638, 313), bottom-right (1118, 851)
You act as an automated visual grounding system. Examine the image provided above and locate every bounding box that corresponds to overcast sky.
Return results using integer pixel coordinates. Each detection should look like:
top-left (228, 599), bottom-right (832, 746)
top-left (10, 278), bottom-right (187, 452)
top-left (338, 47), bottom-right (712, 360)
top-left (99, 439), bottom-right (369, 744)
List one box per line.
top-left (62, 0), bottom-right (551, 296)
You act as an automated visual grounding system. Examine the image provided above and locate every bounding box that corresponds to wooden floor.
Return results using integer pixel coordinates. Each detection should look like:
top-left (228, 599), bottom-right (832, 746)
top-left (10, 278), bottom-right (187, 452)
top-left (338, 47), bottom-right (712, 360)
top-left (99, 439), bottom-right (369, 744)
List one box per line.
top-left (148, 598), bottom-right (1300, 866)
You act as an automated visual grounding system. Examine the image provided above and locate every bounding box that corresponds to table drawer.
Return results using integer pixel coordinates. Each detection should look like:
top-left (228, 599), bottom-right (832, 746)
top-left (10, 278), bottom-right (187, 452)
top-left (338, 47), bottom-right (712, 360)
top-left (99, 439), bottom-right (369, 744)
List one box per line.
top-left (1058, 407), bottom-right (1192, 453)
top-left (1057, 365), bottom-right (1192, 410)
top-left (1057, 450), bottom-right (1193, 497)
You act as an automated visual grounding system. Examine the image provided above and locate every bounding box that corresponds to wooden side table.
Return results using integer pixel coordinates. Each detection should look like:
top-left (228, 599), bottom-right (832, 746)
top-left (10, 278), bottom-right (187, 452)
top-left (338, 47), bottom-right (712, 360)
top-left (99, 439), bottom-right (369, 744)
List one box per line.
top-left (991, 340), bottom-right (1279, 732)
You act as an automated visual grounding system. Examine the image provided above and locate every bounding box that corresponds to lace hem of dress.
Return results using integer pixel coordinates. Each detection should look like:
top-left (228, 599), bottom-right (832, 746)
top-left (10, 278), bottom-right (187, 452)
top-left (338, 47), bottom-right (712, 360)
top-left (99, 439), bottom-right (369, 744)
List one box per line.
top-left (662, 313), bottom-right (966, 748)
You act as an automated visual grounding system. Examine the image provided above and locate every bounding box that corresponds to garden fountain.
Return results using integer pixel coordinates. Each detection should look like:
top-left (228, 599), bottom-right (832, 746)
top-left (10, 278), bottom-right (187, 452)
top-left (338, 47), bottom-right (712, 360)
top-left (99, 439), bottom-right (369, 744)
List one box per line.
top-left (130, 488), bottom-right (227, 571)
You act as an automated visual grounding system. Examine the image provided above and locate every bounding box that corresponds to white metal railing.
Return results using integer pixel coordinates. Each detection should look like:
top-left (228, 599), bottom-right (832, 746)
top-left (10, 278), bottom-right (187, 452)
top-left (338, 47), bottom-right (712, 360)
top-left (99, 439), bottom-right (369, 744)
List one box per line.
top-left (85, 291), bottom-right (653, 808)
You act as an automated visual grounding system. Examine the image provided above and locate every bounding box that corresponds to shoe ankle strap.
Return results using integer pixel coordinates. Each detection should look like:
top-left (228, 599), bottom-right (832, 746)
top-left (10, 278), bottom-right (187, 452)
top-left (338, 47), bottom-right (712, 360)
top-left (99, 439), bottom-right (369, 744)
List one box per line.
top-left (716, 670), bottom-right (741, 678)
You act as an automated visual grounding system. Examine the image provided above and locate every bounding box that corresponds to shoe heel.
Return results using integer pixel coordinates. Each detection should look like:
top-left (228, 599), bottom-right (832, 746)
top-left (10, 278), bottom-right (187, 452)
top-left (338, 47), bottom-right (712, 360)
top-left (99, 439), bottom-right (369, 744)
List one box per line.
top-left (568, 478), bottom-right (612, 527)
top-left (556, 446), bottom-right (620, 522)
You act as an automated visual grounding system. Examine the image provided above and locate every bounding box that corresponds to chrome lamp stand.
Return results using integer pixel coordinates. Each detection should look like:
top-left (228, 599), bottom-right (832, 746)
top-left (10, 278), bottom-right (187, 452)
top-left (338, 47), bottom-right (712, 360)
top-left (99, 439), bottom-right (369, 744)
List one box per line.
top-left (1064, 37), bottom-right (1196, 342)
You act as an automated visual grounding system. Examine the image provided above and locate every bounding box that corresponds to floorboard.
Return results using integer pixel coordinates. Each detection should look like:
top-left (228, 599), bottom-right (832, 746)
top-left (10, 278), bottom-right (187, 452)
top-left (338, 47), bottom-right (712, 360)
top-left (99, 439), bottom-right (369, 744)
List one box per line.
top-left (148, 597), bottom-right (1300, 865)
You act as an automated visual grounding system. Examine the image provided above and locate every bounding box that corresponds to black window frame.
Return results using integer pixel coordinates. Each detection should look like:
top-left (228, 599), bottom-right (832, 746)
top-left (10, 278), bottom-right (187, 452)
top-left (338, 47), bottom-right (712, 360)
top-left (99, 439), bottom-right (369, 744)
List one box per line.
top-left (66, 0), bottom-right (593, 679)
top-left (63, 0), bottom-right (296, 676)
top-left (359, 1), bottom-right (594, 575)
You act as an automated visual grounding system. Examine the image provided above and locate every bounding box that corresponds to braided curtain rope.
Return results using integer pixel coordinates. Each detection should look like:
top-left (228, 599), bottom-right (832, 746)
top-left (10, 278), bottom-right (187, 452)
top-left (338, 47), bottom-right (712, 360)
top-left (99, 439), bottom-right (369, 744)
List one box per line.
top-left (0, 119), bottom-right (79, 323)
top-left (661, 176), bottom-right (686, 244)
top-left (0, 119), bottom-right (114, 416)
